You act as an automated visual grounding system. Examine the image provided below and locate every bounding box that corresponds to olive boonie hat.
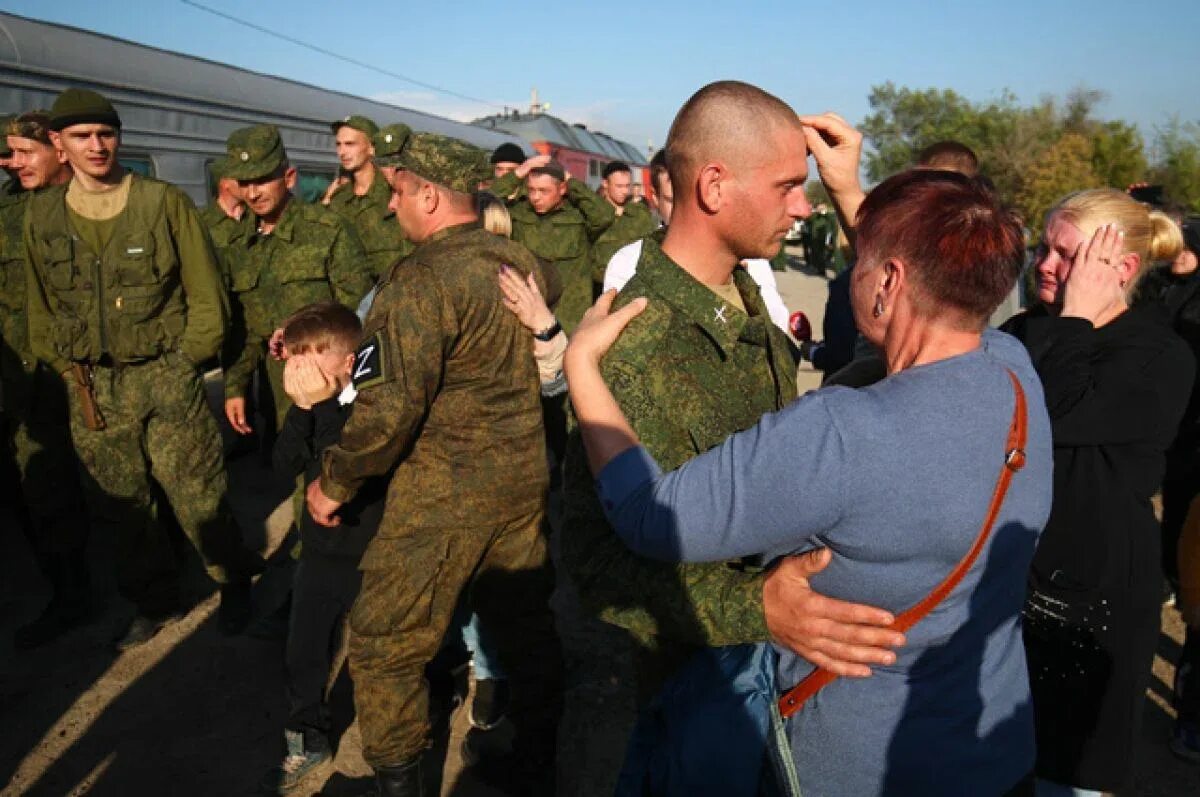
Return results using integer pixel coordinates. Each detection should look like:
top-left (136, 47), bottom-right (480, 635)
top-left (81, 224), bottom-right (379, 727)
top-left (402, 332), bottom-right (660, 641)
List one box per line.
top-left (224, 124), bottom-right (287, 181)
top-left (332, 114), bottom-right (379, 139)
top-left (393, 132), bottom-right (490, 193)
top-left (49, 88), bottom-right (122, 132)
top-left (372, 123), bottom-right (412, 167)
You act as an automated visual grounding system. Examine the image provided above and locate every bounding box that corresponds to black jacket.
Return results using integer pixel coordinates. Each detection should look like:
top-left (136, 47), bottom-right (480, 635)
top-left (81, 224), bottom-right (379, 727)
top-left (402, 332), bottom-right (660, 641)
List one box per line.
top-left (274, 398), bottom-right (386, 561)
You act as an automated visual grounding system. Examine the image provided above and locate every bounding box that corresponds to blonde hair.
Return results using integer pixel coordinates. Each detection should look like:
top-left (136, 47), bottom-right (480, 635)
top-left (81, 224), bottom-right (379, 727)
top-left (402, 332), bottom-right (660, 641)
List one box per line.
top-left (1051, 189), bottom-right (1184, 290)
top-left (475, 191), bottom-right (512, 238)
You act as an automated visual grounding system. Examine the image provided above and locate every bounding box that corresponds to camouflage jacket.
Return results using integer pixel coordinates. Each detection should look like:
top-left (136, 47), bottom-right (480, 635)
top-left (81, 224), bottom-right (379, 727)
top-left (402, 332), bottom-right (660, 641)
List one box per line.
top-left (590, 200), bottom-right (656, 286)
top-left (326, 168), bottom-right (413, 282)
top-left (562, 236), bottom-right (799, 653)
top-left (321, 222), bottom-right (549, 544)
top-left (224, 197), bottom-right (372, 398)
top-left (491, 172), bottom-right (615, 333)
top-left (24, 175), bottom-right (229, 375)
top-left (198, 201), bottom-right (252, 286)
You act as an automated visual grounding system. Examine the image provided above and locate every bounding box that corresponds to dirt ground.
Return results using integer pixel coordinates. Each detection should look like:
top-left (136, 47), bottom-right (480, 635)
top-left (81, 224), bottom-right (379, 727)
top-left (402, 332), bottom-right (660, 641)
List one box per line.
top-left (3, 254), bottom-right (1200, 796)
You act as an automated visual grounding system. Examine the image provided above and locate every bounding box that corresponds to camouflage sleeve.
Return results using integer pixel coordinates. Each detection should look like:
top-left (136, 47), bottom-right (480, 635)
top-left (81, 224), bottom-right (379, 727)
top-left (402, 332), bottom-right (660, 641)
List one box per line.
top-left (488, 171), bottom-right (522, 203)
top-left (222, 327), bottom-right (260, 400)
top-left (168, 189), bottom-right (229, 364)
top-left (22, 209), bottom-right (70, 375)
top-left (566, 177), bottom-right (615, 241)
top-left (328, 219), bottom-right (375, 309)
top-left (320, 262), bottom-right (447, 503)
top-left (560, 360), bottom-right (771, 647)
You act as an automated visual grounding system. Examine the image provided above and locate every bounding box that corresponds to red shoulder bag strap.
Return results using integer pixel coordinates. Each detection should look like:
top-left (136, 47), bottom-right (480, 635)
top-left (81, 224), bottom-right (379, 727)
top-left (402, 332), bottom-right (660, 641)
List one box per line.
top-left (778, 369), bottom-right (1028, 719)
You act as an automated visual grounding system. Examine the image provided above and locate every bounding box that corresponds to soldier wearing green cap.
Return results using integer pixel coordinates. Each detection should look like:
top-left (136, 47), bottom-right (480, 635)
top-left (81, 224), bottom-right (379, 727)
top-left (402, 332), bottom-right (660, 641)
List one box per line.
top-left (2, 109), bottom-right (91, 650)
top-left (323, 115), bottom-right (413, 282)
top-left (221, 124), bottom-right (372, 441)
top-left (198, 157), bottom-right (251, 283)
top-left (23, 87), bottom-right (264, 649)
top-left (372, 123), bottom-right (411, 182)
top-left (307, 131), bottom-right (562, 797)
top-left (487, 153), bottom-right (615, 334)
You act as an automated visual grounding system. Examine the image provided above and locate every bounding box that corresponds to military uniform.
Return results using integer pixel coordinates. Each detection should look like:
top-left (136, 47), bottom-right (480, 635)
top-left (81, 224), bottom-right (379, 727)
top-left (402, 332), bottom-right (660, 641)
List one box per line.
top-left (0, 172), bottom-right (91, 644)
top-left (489, 169), bottom-right (615, 333)
top-left (326, 169), bottom-right (412, 282)
top-left (589, 199), bottom-right (655, 289)
top-left (319, 133), bottom-right (561, 792)
top-left (562, 236), bottom-right (799, 696)
top-left (24, 92), bottom-right (260, 624)
top-left (221, 125), bottom-right (373, 429)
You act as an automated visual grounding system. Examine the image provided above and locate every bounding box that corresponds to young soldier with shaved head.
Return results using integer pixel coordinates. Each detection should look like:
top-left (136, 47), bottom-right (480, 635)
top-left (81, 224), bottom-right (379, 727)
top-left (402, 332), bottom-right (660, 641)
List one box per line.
top-left (561, 82), bottom-right (903, 783)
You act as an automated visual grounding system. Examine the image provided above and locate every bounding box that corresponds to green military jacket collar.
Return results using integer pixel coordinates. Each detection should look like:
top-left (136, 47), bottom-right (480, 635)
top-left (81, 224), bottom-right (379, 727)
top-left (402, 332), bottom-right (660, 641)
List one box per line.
top-left (415, 220), bottom-right (477, 250)
top-left (253, 196), bottom-right (304, 243)
top-left (328, 169), bottom-right (394, 222)
top-left (631, 237), bottom-right (794, 409)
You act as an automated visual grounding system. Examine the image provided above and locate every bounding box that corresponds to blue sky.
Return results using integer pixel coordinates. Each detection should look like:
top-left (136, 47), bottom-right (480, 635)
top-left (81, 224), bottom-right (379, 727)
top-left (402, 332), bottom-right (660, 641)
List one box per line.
top-left (6, 0), bottom-right (1199, 156)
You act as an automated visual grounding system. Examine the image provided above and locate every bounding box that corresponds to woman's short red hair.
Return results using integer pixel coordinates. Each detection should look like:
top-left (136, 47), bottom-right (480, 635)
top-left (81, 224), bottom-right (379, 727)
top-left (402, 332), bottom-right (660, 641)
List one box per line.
top-left (856, 169), bottom-right (1024, 324)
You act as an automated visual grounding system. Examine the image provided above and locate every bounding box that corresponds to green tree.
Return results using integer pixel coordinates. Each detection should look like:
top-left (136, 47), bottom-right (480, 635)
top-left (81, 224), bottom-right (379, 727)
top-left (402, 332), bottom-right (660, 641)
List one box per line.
top-left (1017, 133), bottom-right (1103, 234)
top-left (1151, 118), bottom-right (1200, 213)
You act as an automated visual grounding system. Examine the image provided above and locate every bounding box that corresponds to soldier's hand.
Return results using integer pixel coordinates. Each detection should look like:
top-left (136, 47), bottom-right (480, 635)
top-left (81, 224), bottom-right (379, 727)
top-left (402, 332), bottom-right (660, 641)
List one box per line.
top-left (224, 397), bottom-right (253, 435)
top-left (516, 153), bottom-right (552, 179)
top-left (307, 479), bottom-right (342, 527)
top-left (268, 328), bottom-right (287, 361)
top-left (763, 549), bottom-right (905, 678)
top-left (565, 290), bottom-right (648, 370)
top-left (798, 113), bottom-right (864, 200)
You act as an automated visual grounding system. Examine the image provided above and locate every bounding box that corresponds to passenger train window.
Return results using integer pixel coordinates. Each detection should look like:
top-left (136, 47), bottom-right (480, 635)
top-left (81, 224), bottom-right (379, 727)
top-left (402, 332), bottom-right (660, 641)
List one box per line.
top-left (119, 156), bottom-right (155, 177)
top-left (297, 170), bottom-right (335, 204)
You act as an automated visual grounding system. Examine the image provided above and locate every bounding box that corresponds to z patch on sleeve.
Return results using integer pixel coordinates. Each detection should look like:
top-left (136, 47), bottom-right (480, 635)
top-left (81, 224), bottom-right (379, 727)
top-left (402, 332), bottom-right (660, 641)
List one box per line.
top-left (352, 332), bottom-right (389, 391)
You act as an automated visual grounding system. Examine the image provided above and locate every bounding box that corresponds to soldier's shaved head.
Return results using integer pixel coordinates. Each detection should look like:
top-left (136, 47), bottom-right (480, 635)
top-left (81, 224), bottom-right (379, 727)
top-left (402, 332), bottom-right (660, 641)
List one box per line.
top-left (665, 80), bottom-right (801, 200)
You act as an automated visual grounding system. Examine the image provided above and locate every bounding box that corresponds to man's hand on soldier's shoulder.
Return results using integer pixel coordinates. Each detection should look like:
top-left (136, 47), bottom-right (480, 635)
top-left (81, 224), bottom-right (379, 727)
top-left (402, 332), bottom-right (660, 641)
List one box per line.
top-left (307, 479), bottom-right (343, 527)
top-left (763, 548), bottom-right (905, 678)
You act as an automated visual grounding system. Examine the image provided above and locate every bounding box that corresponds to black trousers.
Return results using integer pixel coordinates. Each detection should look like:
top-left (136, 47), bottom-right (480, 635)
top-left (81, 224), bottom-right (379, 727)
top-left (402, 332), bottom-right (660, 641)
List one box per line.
top-left (1176, 626), bottom-right (1200, 724)
top-left (285, 554), bottom-right (362, 735)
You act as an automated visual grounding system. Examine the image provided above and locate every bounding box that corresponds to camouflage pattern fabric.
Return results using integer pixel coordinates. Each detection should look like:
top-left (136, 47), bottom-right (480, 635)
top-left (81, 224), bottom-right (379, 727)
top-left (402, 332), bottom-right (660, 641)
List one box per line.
top-left (68, 354), bottom-right (258, 615)
top-left (222, 197), bottom-right (372, 403)
top-left (198, 202), bottom-right (252, 288)
top-left (350, 509), bottom-right (561, 778)
top-left (490, 172), bottom-right (615, 333)
top-left (372, 124), bottom-right (412, 167)
top-left (590, 200), bottom-right (656, 288)
top-left (0, 190), bottom-right (88, 560)
top-left (323, 222), bottom-right (560, 780)
top-left (223, 124), bottom-right (285, 182)
top-left (326, 168), bottom-right (413, 282)
top-left (561, 236), bottom-right (799, 698)
top-left (391, 132), bottom-right (490, 193)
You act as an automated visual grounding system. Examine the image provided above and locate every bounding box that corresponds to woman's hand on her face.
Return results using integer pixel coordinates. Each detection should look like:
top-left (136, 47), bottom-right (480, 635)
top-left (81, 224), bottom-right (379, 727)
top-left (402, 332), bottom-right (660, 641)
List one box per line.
top-left (1060, 223), bottom-right (1128, 325)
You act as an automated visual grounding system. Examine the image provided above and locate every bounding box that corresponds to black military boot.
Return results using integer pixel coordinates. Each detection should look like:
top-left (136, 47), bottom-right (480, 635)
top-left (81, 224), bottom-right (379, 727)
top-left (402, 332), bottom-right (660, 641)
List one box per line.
top-left (115, 612), bottom-right (179, 651)
top-left (374, 759), bottom-right (424, 797)
top-left (15, 553), bottom-right (91, 650)
top-left (218, 578), bottom-right (254, 635)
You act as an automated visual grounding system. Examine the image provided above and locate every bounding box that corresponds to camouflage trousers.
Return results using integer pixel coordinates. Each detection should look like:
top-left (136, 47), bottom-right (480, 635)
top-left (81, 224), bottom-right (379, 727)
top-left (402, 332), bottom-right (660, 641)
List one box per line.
top-left (2, 364), bottom-right (89, 561)
top-left (67, 353), bottom-right (257, 617)
top-left (349, 509), bottom-right (563, 776)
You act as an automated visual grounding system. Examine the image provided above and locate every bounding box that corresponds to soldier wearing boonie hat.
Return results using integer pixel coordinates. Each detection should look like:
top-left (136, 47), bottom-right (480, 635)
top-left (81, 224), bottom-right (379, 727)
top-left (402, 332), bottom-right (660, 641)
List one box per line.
top-left (325, 116), bottom-right (411, 281)
top-left (23, 87), bottom-right (265, 649)
top-left (219, 123), bottom-right (372, 452)
top-left (372, 123), bottom-right (412, 174)
top-left (311, 128), bottom-right (563, 795)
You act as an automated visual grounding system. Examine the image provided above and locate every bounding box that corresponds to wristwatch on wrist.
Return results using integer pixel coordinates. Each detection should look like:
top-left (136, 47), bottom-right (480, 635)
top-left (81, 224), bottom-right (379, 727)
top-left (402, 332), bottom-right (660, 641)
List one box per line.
top-left (533, 319), bottom-right (562, 342)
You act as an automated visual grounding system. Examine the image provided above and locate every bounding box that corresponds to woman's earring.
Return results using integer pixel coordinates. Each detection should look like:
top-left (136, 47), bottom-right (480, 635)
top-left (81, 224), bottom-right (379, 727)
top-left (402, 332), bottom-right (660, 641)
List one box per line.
top-left (873, 297), bottom-right (885, 318)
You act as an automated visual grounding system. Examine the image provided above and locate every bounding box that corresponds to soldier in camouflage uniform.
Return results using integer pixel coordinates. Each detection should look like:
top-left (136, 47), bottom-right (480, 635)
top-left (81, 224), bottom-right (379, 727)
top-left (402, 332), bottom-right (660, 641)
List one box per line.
top-left (562, 81), bottom-right (897, 729)
top-left (308, 132), bottom-right (562, 797)
top-left (325, 115), bottom-right (413, 282)
top-left (220, 124), bottom-right (372, 439)
top-left (488, 155), bottom-right (614, 333)
top-left (590, 160), bottom-right (655, 291)
top-left (2, 110), bottom-right (92, 649)
top-left (0, 114), bottom-right (20, 191)
top-left (23, 89), bottom-right (263, 648)
top-left (198, 156), bottom-right (251, 282)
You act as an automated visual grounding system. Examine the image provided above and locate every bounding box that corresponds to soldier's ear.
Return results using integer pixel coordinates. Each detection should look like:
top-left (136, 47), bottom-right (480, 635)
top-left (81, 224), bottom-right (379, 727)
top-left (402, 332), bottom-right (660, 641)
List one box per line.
top-left (696, 161), bottom-right (725, 213)
top-left (423, 182), bottom-right (440, 214)
top-left (283, 167), bottom-right (298, 190)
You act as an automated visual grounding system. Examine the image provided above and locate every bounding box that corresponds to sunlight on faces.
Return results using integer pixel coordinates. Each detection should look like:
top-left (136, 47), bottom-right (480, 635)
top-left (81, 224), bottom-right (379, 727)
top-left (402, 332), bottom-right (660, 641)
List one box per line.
top-left (604, 170), bottom-right (632, 206)
top-left (239, 166), bottom-right (296, 222)
top-left (8, 135), bottom-right (67, 190)
top-left (51, 124), bottom-right (119, 180)
top-left (651, 172), bottom-right (673, 224)
top-left (387, 169), bottom-right (435, 242)
top-left (1034, 214), bottom-right (1088, 306)
top-left (335, 127), bottom-right (373, 172)
top-left (526, 173), bottom-right (567, 215)
top-left (721, 122), bottom-right (811, 260)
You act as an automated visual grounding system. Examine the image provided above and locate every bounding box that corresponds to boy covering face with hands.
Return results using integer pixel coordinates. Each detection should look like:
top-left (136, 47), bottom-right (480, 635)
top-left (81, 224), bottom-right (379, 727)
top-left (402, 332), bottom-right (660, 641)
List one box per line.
top-left (261, 301), bottom-right (389, 793)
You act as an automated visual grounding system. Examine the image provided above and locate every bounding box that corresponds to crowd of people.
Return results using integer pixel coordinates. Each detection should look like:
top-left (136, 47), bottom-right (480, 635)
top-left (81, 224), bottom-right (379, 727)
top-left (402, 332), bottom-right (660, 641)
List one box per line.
top-left (2, 79), bottom-right (1200, 797)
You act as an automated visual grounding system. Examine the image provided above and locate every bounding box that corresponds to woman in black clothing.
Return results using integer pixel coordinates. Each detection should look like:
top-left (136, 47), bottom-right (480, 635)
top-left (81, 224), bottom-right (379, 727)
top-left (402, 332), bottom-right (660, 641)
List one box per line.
top-left (1003, 189), bottom-right (1192, 795)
